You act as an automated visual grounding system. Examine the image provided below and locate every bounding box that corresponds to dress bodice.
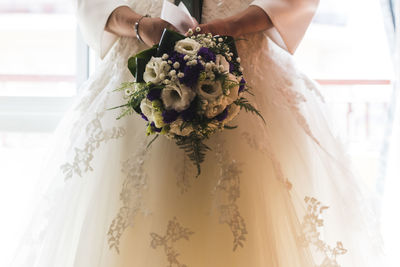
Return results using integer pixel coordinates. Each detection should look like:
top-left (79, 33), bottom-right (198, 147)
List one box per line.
top-left (127, 0), bottom-right (253, 22)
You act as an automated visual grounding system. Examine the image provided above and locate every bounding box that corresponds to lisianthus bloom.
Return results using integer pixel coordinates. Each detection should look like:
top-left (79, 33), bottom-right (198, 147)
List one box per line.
top-left (196, 80), bottom-right (223, 102)
top-left (161, 83), bottom-right (195, 112)
top-left (174, 38), bottom-right (201, 56)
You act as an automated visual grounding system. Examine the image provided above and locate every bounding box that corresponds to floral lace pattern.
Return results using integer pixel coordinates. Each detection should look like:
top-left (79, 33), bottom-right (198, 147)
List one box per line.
top-left (240, 131), bottom-right (293, 190)
top-left (213, 142), bottom-right (248, 251)
top-left (175, 154), bottom-right (196, 194)
top-left (150, 217), bottom-right (194, 267)
top-left (61, 112), bottom-right (125, 180)
top-left (299, 197), bottom-right (347, 267)
top-left (107, 143), bottom-right (149, 253)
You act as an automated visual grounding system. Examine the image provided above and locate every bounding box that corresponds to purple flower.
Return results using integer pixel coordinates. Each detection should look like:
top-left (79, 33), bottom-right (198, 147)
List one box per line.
top-left (229, 61), bottom-right (235, 73)
top-left (198, 47), bottom-right (216, 62)
top-left (215, 107), bottom-right (229, 121)
top-left (150, 122), bottom-right (162, 132)
top-left (239, 77), bottom-right (246, 93)
top-left (141, 113), bottom-right (148, 121)
top-left (180, 61), bottom-right (204, 87)
top-left (147, 88), bottom-right (162, 101)
top-left (162, 109), bottom-right (179, 123)
top-left (169, 51), bottom-right (186, 72)
top-left (181, 100), bottom-right (197, 121)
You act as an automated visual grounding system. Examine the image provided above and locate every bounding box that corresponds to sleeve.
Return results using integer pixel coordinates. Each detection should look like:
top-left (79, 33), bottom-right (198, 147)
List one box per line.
top-left (77, 0), bottom-right (129, 59)
top-left (250, 0), bottom-right (320, 54)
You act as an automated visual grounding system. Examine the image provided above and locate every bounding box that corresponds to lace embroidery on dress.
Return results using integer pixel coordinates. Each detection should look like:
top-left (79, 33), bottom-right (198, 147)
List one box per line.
top-left (150, 217), bottom-right (194, 267)
top-left (60, 112), bottom-right (125, 180)
top-left (213, 142), bottom-right (248, 251)
top-left (107, 143), bottom-right (149, 253)
top-left (240, 131), bottom-right (293, 190)
top-left (299, 197), bottom-right (348, 267)
top-left (175, 153), bottom-right (196, 194)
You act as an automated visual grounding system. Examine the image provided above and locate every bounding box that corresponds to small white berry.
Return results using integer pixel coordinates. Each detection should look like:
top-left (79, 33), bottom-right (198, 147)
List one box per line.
top-left (177, 72), bottom-right (184, 78)
top-left (184, 55), bottom-right (190, 61)
top-left (236, 57), bottom-right (241, 63)
top-left (187, 29), bottom-right (193, 36)
top-left (239, 67), bottom-right (244, 72)
top-left (167, 60), bottom-right (172, 64)
top-left (173, 62), bottom-right (180, 69)
top-left (163, 79), bottom-right (170, 85)
top-left (195, 26), bottom-right (201, 32)
top-left (218, 37), bottom-right (223, 42)
top-left (162, 53), bottom-right (169, 60)
top-left (169, 70), bottom-right (176, 76)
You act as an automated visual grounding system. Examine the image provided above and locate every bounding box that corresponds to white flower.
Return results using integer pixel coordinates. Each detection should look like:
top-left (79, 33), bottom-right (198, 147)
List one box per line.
top-left (196, 80), bottom-right (223, 102)
top-left (161, 83), bottom-right (195, 112)
top-left (215, 55), bottom-right (230, 73)
top-left (177, 72), bottom-right (185, 78)
top-left (174, 38), bottom-right (201, 56)
top-left (169, 118), bottom-right (194, 136)
top-left (140, 98), bottom-right (156, 122)
top-left (143, 57), bottom-right (167, 84)
top-left (173, 62), bottom-right (180, 69)
top-left (162, 53), bottom-right (169, 60)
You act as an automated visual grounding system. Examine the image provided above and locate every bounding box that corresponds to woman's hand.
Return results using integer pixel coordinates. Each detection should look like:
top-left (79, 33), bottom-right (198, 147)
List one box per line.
top-left (138, 17), bottom-right (178, 46)
top-left (193, 19), bottom-right (233, 37)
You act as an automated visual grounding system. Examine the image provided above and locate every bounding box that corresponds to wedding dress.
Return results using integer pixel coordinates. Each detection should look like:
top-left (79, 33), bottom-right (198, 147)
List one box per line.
top-left (10, 0), bottom-right (384, 266)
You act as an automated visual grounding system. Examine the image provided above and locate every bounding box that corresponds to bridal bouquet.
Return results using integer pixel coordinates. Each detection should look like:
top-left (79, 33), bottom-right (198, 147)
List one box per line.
top-left (112, 29), bottom-right (263, 175)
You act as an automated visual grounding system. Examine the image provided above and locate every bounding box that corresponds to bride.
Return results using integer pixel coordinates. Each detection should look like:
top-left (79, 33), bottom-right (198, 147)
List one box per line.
top-left (11, 0), bottom-right (384, 266)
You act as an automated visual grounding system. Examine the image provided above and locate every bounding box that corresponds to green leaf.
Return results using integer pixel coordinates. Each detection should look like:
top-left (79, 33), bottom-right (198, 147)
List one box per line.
top-left (147, 134), bottom-right (160, 149)
top-left (223, 125), bottom-right (238, 130)
top-left (175, 133), bottom-right (211, 177)
top-left (234, 97), bottom-right (266, 124)
top-left (156, 29), bottom-right (185, 56)
top-left (127, 45), bottom-right (158, 80)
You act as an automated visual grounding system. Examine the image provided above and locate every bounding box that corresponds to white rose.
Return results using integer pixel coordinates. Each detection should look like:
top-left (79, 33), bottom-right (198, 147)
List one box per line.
top-left (140, 98), bottom-right (156, 122)
top-left (169, 118), bottom-right (194, 136)
top-left (215, 55), bottom-right (230, 73)
top-left (196, 80), bottom-right (223, 102)
top-left (223, 104), bottom-right (241, 123)
top-left (143, 57), bottom-right (167, 84)
top-left (223, 74), bottom-right (240, 105)
top-left (174, 38), bottom-right (201, 56)
top-left (161, 83), bottom-right (195, 112)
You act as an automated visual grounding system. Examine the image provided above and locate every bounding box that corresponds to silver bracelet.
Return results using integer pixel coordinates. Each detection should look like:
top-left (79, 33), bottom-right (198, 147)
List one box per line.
top-left (134, 14), bottom-right (150, 43)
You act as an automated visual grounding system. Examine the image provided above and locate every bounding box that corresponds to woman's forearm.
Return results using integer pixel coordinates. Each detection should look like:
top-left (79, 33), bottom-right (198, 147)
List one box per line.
top-left (228, 6), bottom-right (273, 37)
top-left (105, 6), bottom-right (141, 37)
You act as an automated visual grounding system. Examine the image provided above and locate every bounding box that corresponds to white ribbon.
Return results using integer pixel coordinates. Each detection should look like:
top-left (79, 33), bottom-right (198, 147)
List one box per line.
top-left (160, 0), bottom-right (199, 34)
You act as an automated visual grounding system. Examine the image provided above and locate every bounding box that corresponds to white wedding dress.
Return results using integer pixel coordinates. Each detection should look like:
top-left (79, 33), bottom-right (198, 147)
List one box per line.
top-left (10, 0), bottom-right (384, 266)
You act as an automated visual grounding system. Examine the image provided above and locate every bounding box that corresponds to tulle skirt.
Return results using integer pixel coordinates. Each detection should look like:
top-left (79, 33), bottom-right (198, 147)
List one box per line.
top-left (10, 29), bottom-right (384, 267)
